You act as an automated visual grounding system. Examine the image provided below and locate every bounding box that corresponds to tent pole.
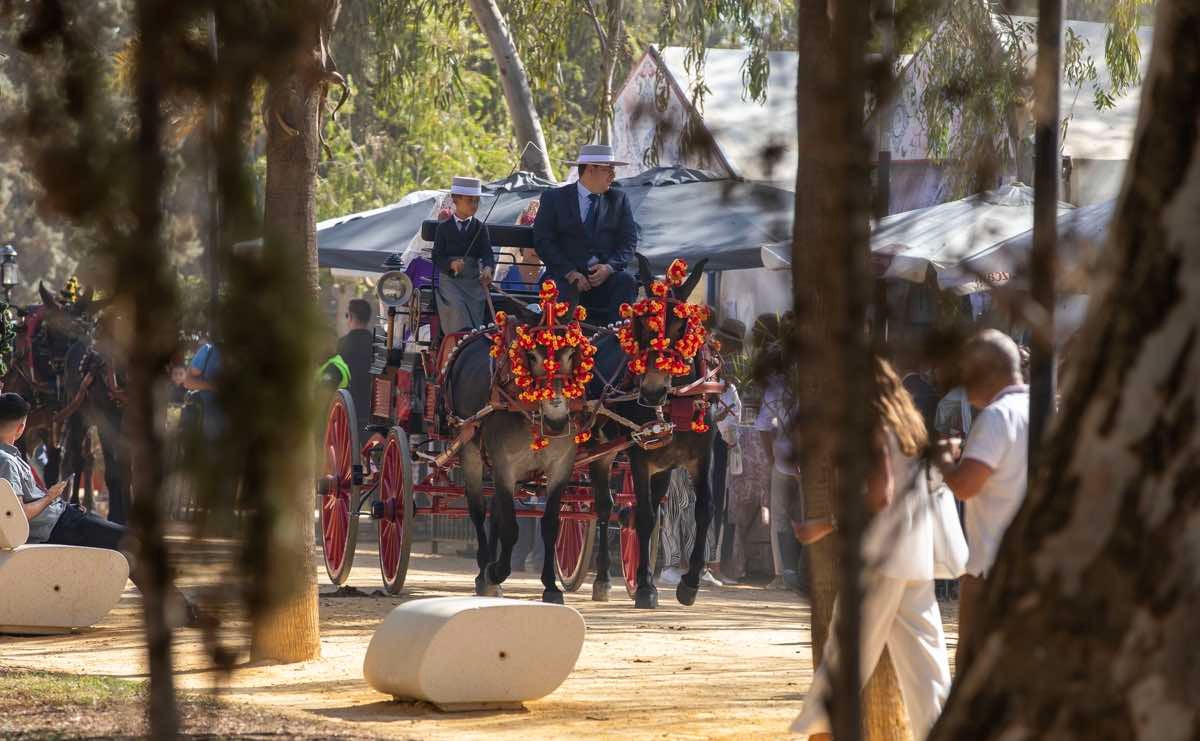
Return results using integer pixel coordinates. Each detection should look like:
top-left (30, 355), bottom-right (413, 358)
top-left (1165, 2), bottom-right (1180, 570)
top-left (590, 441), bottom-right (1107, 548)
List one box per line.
top-left (1029, 0), bottom-right (1062, 483)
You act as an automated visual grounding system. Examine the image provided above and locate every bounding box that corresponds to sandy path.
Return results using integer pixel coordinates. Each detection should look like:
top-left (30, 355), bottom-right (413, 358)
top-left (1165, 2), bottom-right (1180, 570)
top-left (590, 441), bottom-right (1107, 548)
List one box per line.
top-left (0, 524), bottom-right (959, 739)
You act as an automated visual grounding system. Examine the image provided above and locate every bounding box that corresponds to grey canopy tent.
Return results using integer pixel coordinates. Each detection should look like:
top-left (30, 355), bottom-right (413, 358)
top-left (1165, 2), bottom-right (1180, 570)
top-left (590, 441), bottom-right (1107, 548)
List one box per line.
top-left (314, 190), bottom-right (442, 272)
top-left (317, 167), bottom-right (792, 273)
top-left (869, 184), bottom-right (1076, 294)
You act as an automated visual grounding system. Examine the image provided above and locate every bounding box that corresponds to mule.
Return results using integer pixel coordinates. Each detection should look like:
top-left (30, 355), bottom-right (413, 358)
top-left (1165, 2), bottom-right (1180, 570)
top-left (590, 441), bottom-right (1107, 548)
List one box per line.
top-left (446, 289), bottom-right (590, 604)
top-left (58, 330), bottom-right (128, 524)
top-left (588, 256), bottom-right (720, 609)
top-left (2, 282), bottom-right (100, 485)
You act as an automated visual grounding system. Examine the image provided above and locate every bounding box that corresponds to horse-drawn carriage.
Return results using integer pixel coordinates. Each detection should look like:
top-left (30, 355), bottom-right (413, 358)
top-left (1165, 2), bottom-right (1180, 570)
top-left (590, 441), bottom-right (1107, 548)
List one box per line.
top-left (317, 221), bottom-right (724, 607)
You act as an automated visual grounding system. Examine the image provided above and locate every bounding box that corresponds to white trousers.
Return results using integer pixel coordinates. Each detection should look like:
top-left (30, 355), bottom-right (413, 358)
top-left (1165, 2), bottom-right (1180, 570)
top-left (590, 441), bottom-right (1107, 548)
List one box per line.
top-left (792, 577), bottom-right (951, 739)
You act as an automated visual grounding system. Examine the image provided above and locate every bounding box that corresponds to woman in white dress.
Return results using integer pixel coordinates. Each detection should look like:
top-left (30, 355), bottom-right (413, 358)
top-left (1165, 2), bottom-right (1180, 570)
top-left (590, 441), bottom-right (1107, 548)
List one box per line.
top-left (790, 357), bottom-right (951, 740)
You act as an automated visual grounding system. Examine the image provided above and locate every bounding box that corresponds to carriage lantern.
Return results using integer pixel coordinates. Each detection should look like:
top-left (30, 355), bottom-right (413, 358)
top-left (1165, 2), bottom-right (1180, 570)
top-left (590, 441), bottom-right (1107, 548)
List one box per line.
top-left (0, 245), bottom-right (17, 302)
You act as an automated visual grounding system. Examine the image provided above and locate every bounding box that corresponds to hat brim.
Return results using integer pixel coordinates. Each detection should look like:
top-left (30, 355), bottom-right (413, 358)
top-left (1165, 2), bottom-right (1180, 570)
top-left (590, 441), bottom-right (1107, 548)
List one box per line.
top-left (448, 189), bottom-right (494, 197)
top-left (563, 159), bottom-right (629, 167)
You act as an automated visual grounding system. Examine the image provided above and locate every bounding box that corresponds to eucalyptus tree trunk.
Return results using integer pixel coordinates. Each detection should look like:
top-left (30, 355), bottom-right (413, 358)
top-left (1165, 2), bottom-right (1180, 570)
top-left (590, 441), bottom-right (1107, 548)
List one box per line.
top-left (931, 3), bottom-right (1200, 737)
top-left (251, 0), bottom-right (343, 664)
top-left (467, 0), bottom-right (557, 180)
top-left (593, 0), bottom-right (624, 145)
top-left (126, 1), bottom-right (182, 735)
top-left (793, 0), bottom-right (910, 738)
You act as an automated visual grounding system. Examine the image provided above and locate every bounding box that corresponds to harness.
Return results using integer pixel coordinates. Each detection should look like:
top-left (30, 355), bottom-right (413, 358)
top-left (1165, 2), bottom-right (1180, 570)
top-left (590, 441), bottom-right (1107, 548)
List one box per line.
top-left (431, 281), bottom-right (596, 464)
top-left (426, 262), bottom-right (729, 469)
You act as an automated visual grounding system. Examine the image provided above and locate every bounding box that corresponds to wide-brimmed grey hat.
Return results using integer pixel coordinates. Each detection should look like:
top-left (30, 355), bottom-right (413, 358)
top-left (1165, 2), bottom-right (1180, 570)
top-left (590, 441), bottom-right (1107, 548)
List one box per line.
top-left (708, 315), bottom-right (747, 354)
top-left (564, 143), bottom-right (629, 167)
top-left (449, 176), bottom-right (493, 197)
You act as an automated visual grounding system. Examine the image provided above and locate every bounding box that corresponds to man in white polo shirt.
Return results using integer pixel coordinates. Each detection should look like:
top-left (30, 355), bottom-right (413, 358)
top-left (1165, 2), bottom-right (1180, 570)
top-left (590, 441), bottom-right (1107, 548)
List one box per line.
top-left (935, 329), bottom-right (1029, 673)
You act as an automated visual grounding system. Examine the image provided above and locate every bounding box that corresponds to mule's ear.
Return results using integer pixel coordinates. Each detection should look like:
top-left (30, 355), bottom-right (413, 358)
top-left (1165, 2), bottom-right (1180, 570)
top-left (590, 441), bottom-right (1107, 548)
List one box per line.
top-left (38, 281), bottom-right (60, 309)
top-left (675, 258), bottom-right (708, 301)
top-left (636, 253), bottom-right (654, 289)
top-left (77, 287), bottom-right (94, 313)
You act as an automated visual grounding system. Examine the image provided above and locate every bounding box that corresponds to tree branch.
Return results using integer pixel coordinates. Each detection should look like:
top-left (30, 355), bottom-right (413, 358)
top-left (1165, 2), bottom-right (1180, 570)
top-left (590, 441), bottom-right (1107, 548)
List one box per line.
top-left (578, 0), bottom-right (608, 56)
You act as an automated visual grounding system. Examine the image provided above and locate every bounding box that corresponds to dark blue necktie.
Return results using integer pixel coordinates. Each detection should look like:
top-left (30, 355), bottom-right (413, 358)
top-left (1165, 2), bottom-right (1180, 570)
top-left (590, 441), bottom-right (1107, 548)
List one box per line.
top-left (585, 193), bottom-right (600, 235)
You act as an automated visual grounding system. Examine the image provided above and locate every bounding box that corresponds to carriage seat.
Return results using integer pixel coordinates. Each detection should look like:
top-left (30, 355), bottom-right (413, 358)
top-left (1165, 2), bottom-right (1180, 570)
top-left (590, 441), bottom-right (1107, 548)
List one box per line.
top-left (363, 596), bottom-right (585, 710)
top-left (0, 479), bottom-right (128, 635)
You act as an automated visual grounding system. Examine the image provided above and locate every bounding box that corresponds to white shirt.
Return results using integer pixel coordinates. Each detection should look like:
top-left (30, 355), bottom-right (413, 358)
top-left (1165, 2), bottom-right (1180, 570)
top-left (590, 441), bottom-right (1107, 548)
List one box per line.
top-left (863, 430), bottom-right (934, 581)
top-left (576, 182), bottom-right (599, 223)
top-left (754, 376), bottom-right (797, 476)
top-left (453, 215), bottom-right (473, 231)
top-left (961, 384), bottom-right (1029, 576)
top-left (934, 386), bottom-right (974, 437)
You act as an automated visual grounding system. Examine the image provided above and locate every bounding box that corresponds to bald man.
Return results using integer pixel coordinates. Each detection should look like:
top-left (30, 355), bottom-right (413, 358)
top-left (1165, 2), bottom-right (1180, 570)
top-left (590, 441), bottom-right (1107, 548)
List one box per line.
top-left (934, 329), bottom-right (1029, 673)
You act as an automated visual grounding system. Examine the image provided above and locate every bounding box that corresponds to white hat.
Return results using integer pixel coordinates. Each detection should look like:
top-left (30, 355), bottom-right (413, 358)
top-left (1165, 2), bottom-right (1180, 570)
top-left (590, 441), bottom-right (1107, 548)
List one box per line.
top-left (563, 143), bottom-right (629, 167)
top-left (449, 176), bottom-right (493, 197)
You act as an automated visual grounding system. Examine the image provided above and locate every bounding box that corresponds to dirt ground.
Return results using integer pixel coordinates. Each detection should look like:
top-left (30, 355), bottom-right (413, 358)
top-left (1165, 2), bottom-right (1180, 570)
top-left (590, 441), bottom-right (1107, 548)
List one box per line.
top-left (0, 523), bottom-right (960, 740)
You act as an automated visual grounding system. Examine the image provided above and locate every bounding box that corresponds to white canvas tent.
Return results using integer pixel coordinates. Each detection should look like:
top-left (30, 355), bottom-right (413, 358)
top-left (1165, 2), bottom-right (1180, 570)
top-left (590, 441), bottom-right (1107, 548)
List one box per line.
top-left (871, 183), bottom-right (1075, 294)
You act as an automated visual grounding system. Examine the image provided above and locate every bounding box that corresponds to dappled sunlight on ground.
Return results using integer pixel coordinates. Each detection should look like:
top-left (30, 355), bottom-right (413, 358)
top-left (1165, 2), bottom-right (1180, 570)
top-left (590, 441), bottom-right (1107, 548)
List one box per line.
top-left (0, 521), bottom-right (959, 739)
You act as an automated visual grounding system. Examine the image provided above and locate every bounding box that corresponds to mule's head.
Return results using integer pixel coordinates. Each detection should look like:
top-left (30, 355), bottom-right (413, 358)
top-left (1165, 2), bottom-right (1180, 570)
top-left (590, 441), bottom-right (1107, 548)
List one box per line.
top-left (619, 256), bottom-right (709, 407)
top-left (33, 280), bottom-right (98, 375)
top-left (491, 282), bottom-right (596, 447)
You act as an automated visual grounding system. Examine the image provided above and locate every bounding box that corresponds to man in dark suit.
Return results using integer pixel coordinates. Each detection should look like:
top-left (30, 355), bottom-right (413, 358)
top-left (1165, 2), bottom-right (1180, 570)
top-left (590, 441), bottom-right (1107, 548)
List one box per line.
top-left (338, 298), bottom-right (375, 431)
top-left (533, 144), bottom-right (638, 325)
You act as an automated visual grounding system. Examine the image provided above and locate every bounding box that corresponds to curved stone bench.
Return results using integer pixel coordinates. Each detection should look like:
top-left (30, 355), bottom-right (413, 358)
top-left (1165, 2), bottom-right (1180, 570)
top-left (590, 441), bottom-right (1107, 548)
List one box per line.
top-left (363, 596), bottom-right (586, 710)
top-left (0, 479), bottom-right (129, 635)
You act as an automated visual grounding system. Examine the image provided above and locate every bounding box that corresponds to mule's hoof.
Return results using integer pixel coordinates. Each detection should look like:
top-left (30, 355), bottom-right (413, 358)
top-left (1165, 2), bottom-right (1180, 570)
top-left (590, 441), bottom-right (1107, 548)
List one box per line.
top-left (676, 581), bottom-right (699, 607)
top-left (634, 586), bottom-right (658, 610)
top-left (475, 575), bottom-right (502, 598)
top-left (542, 589), bottom-right (565, 605)
top-left (591, 580), bottom-right (611, 602)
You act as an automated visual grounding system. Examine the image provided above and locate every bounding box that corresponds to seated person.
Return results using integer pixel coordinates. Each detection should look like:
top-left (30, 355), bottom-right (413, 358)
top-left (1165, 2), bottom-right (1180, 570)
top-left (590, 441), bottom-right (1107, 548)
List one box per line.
top-left (0, 392), bottom-right (197, 625)
top-left (499, 246), bottom-right (545, 293)
top-left (532, 144), bottom-right (638, 326)
top-left (433, 177), bottom-right (495, 333)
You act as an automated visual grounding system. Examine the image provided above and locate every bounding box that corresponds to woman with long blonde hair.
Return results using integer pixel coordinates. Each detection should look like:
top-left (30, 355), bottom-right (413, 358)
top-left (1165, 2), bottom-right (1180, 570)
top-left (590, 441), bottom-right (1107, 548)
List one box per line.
top-left (791, 357), bottom-right (952, 740)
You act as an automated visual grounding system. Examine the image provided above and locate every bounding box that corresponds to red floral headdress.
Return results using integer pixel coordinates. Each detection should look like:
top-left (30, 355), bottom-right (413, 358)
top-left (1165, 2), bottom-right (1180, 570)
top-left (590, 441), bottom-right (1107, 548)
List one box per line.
top-left (615, 259), bottom-right (711, 432)
top-left (490, 280), bottom-right (597, 449)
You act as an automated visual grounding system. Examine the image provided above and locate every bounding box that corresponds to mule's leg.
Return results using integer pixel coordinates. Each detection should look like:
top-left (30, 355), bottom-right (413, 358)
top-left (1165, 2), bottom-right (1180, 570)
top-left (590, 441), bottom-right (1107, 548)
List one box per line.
top-left (485, 473), bottom-right (519, 589)
top-left (43, 432), bottom-right (62, 490)
top-left (678, 449), bottom-right (714, 606)
top-left (462, 442), bottom-right (496, 597)
top-left (632, 455), bottom-right (666, 609)
top-left (589, 455), bottom-right (616, 602)
top-left (538, 464), bottom-right (574, 604)
top-left (101, 424), bottom-right (130, 526)
top-left (59, 415), bottom-right (84, 505)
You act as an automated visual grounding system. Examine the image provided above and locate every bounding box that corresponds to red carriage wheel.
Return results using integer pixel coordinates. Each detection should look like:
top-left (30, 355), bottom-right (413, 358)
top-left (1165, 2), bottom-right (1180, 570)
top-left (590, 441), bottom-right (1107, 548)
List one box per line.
top-left (377, 428), bottom-right (414, 594)
top-left (620, 519), bottom-right (661, 599)
top-left (553, 503), bottom-right (595, 593)
top-left (618, 463), bottom-right (660, 598)
top-left (319, 390), bottom-right (361, 585)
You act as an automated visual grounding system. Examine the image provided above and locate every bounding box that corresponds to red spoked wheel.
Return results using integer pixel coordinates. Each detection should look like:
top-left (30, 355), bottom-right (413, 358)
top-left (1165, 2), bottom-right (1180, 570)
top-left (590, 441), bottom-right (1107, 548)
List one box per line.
top-left (377, 428), bottom-right (414, 594)
top-left (554, 502), bottom-right (595, 593)
top-left (620, 519), bottom-right (660, 598)
top-left (319, 390), bottom-right (361, 585)
top-left (617, 466), bottom-right (659, 598)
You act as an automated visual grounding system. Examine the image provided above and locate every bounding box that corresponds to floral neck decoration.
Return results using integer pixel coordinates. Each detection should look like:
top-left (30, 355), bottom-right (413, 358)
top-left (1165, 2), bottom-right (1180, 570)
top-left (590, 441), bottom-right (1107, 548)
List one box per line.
top-left (490, 280), bottom-right (597, 449)
top-left (615, 259), bottom-right (711, 433)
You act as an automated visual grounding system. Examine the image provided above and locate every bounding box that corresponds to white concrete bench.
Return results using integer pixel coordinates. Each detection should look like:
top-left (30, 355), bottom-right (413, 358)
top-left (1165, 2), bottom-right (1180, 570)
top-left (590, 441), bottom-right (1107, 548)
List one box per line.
top-left (0, 479), bottom-right (128, 635)
top-left (363, 596), bottom-right (585, 711)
